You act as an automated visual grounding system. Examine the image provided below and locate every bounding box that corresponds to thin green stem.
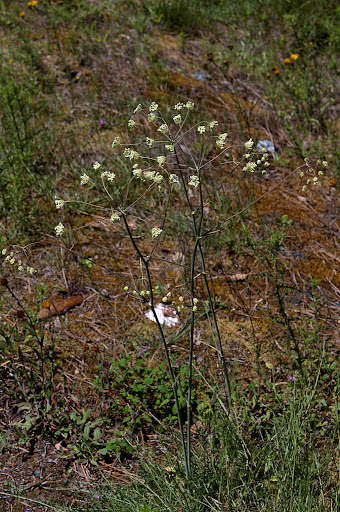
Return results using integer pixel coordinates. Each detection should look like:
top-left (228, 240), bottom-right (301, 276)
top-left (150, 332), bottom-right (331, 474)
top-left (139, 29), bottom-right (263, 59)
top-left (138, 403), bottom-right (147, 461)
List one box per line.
top-left (175, 148), bottom-right (232, 407)
top-left (121, 212), bottom-right (191, 484)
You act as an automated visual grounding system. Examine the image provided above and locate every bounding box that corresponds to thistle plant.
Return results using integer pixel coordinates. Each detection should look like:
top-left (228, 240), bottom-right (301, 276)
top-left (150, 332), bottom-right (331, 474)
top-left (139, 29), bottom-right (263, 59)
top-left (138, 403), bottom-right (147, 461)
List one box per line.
top-left (53, 100), bottom-right (324, 488)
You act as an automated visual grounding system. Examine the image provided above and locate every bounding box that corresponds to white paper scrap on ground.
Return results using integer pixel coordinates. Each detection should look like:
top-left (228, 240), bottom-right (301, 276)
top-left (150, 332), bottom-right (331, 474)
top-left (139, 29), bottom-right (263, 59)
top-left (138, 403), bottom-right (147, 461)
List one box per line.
top-left (145, 303), bottom-right (179, 327)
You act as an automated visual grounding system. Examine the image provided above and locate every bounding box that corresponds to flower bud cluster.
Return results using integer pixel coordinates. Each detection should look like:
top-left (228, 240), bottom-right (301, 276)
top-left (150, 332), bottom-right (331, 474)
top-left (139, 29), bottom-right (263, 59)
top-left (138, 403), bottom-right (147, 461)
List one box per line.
top-left (110, 213), bottom-right (120, 223)
top-left (151, 227), bottom-right (163, 238)
top-left (132, 166), bottom-right (164, 185)
top-left (242, 143), bottom-right (269, 174)
top-left (300, 159), bottom-right (326, 192)
top-left (188, 175), bottom-right (200, 187)
top-left (216, 132), bottom-right (228, 150)
top-left (55, 222), bottom-right (65, 236)
top-left (101, 171), bottom-right (116, 181)
top-left (123, 148), bottom-right (140, 160)
top-left (55, 198), bottom-right (65, 209)
top-left (1, 248), bottom-right (36, 274)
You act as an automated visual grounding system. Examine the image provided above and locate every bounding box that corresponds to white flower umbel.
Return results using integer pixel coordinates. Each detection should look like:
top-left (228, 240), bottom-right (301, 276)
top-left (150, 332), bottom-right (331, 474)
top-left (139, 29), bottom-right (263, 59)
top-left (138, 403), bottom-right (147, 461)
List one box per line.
top-left (128, 119), bottom-right (136, 129)
top-left (55, 199), bottom-right (65, 209)
top-left (151, 227), bottom-right (163, 238)
top-left (242, 162), bottom-right (257, 173)
top-left (148, 113), bottom-right (157, 122)
top-left (216, 132), bottom-right (228, 149)
top-left (146, 137), bottom-right (154, 147)
top-left (174, 102), bottom-right (184, 110)
top-left (158, 124), bottom-right (169, 134)
top-left (124, 148), bottom-right (140, 160)
top-left (157, 155), bottom-right (166, 166)
top-left (110, 213), bottom-right (120, 223)
top-left (169, 174), bottom-right (179, 185)
top-left (153, 172), bottom-right (164, 184)
top-left (112, 136), bottom-right (120, 148)
top-left (80, 173), bottom-right (90, 185)
top-left (185, 101), bottom-right (194, 110)
top-left (55, 223), bottom-right (65, 236)
top-left (209, 121), bottom-right (218, 130)
top-left (144, 170), bottom-right (156, 181)
top-left (93, 161), bottom-right (101, 170)
top-left (173, 114), bottom-right (182, 124)
top-left (244, 138), bottom-right (254, 150)
top-left (189, 175), bottom-right (200, 187)
top-left (197, 126), bottom-right (206, 134)
top-left (149, 102), bottom-right (158, 112)
top-left (132, 168), bottom-right (143, 179)
top-left (101, 171), bottom-right (116, 181)
top-left (169, 174), bottom-right (179, 184)
top-left (165, 144), bottom-right (175, 152)
top-left (134, 104), bottom-right (142, 113)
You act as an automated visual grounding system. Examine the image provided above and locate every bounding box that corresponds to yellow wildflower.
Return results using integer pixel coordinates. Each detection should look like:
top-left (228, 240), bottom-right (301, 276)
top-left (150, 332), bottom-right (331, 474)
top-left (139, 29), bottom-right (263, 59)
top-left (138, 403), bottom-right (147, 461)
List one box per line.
top-left (19, 11), bottom-right (25, 16)
top-left (27, 0), bottom-right (38, 5)
top-left (283, 57), bottom-right (292, 64)
top-left (290, 53), bottom-right (299, 60)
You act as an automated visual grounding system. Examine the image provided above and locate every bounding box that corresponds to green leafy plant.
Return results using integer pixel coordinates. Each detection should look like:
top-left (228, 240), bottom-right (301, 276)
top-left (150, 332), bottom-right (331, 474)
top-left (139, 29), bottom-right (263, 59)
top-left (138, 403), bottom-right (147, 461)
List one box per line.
top-left (93, 353), bottom-right (203, 430)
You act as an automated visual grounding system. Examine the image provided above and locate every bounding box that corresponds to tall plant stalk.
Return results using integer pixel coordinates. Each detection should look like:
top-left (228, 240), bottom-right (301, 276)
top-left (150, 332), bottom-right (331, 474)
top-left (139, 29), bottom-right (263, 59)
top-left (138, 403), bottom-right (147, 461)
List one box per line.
top-left (58, 100), bottom-right (324, 489)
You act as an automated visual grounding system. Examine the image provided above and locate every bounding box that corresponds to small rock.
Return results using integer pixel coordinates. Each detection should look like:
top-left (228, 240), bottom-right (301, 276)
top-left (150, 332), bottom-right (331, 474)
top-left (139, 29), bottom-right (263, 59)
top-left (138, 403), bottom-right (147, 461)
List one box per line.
top-left (257, 140), bottom-right (280, 154)
top-left (193, 71), bottom-right (211, 81)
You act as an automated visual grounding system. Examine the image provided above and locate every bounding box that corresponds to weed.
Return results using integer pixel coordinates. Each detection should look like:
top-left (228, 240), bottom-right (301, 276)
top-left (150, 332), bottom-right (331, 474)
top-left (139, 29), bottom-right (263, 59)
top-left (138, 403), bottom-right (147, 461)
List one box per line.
top-left (57, 98), bottom-right (325, 491)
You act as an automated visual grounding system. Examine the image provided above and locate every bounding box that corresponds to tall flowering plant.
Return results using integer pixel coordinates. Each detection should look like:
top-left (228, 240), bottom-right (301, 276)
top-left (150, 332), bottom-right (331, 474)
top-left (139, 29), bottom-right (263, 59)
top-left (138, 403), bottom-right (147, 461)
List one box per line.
top-left (53, 100), bottom-right (325, 486)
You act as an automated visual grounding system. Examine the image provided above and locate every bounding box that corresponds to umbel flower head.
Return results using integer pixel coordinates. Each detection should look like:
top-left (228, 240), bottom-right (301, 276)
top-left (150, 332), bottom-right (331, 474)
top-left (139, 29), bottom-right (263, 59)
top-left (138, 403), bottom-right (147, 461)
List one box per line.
top-left (158, 124), bottom-right (169, 134)
top-left (174, 102), bottom-right (184, 110)
top-left (148, 113), bottom-right (157, 122)
top-left (133, 103), bottom-right (143, 113)
top-left (149, 102), bottom-right (158, 112)
top-left (169, 174), bottom-right (179, 184)
top-left (216, 132), bottom-right (228, 149)
top-left (55, 223), bottom-right (65, 236)
top-left (110, 213), bottom-right (120, 223)
top-left (188, 175), bottom-right (200, 187)
top-left (151, 227), bottom-right (163, 238)
top-left (244, 138), bottom-right (254, 151)
top-left (80, 173), bottom-right (90, 185)
top-left (112, 136), bottom-right (120, 148)
top-left (55, 199), bottom-right (65, 209)
top-left (157, 155), bottom-right (166, 166)
top-left (101, 171), bottom-right (116, 181)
